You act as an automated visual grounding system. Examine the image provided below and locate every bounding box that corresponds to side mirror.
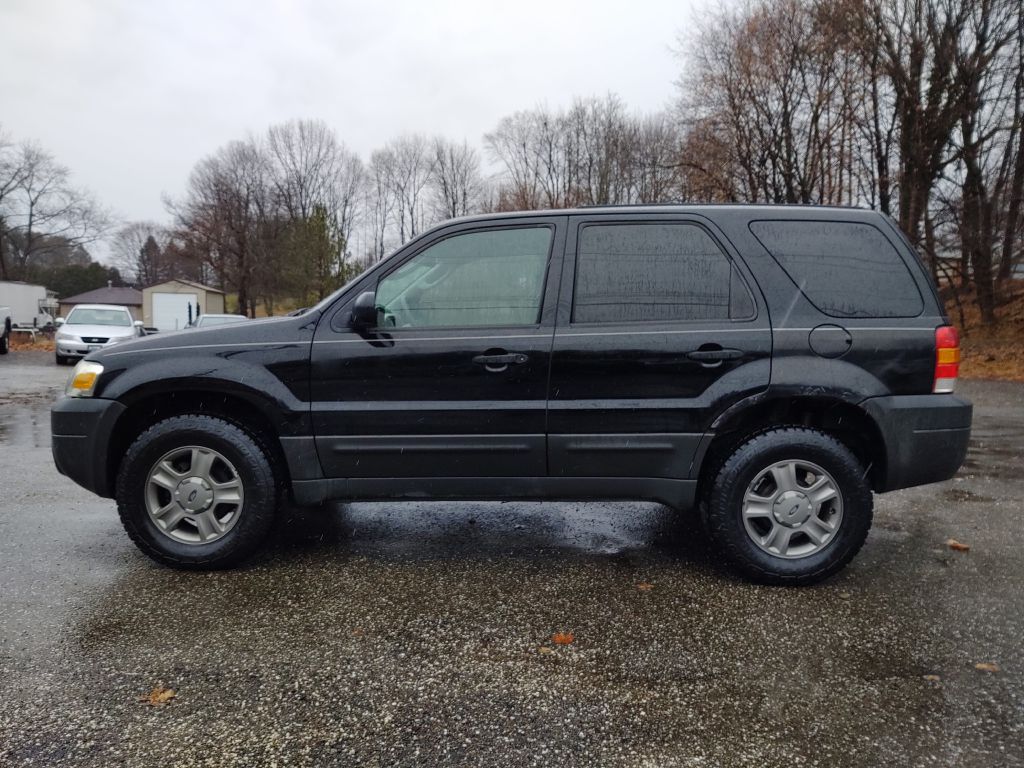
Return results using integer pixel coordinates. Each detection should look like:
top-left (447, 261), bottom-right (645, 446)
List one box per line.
top-left (133, 320), bottom-right (145, 334)
top-left (349, 291), bottom-right (378, 329)
top-left (55, 317), bottom-right (65, 327)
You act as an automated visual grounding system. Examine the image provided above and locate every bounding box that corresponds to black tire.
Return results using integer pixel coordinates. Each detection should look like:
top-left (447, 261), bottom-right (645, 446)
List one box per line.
top-left (55, 352), bottom-right (67, 365)
top-left (115, 415), bottom-right (279, 569)
top-left (0, 326), bottom-right (8, 355)
top-left (705, 427), bottom-right (873, 586)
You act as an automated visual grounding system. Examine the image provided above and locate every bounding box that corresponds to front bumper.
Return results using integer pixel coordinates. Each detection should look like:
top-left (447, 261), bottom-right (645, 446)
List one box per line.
top-left (55, 337), bottom-right (131, 357)
top-left (51, 396), bottom-right (126, 498)
top-left (56, 341), bottom-right (91, 357)
top-left (862, 394), bottom-right (973, 492)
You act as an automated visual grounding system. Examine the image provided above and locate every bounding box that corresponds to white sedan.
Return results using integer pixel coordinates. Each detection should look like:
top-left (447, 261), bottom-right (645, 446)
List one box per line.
top-left (55, 304), bottom-right (145, 365)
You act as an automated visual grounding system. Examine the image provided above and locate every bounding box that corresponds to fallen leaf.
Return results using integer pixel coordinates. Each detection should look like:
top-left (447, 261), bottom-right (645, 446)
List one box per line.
top-left (538, 646), bottom-right (555, 655)
top-left (923, 674), bottom-right (941, 682)
top-left (975, 662), bottom-right (1000, 673)
top-left (351, 627), bottom-right (365, 637)
top-left (140, 686), bottom-right (176, 706)
top-left (946, 538), bottom-right (971, 552)
top-left (636, 583), bottom-right (654, 592)
top-left (551, 631), bottom-right (575, 645)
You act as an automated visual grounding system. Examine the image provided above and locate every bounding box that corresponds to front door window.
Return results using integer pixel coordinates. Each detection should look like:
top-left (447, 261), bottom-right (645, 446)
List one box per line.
top-left (375, 227), bottom-right (552, 329)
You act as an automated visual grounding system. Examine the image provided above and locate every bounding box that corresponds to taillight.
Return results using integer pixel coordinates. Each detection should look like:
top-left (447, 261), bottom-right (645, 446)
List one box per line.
top-left (934, 325), bottom-right (960, 393)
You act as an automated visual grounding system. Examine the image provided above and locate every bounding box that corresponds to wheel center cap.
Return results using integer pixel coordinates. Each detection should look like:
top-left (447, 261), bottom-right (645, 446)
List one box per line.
top-left (773, 490), bottom-right (812, 527)
top-left (175, 477), bottom-right (213, 512)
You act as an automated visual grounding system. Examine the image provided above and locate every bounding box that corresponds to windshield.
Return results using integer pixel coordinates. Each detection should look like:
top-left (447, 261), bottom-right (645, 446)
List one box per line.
top-left (66, 307), bottom-right (131, 327)
top-left (197, 315), bottom-right (247, 327)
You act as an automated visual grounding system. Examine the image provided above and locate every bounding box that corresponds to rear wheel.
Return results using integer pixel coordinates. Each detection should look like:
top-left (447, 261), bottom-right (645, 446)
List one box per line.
top-left (0, 324), bottom-right (8, 355)
top-left (705, 427), bottom-right (873, 585)
top-left (115, 415), bottom-right (278, 569)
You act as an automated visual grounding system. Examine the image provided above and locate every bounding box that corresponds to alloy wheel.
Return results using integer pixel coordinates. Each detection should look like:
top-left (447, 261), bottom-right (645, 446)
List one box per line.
top-left (144, 445), bottom-right (244, 545)
top-left (741, 459), bottom-right (843, 559)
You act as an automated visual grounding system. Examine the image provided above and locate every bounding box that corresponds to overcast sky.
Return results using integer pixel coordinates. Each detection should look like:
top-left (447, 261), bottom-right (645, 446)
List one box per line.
top-left (1, 0), bottom-right (700, 228)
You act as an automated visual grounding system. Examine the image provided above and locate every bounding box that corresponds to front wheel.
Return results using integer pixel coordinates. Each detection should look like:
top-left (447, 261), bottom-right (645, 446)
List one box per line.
top-left (115, 415), bottom-right (278, 569)
top-left (705, 427), bottom-right (873, 586)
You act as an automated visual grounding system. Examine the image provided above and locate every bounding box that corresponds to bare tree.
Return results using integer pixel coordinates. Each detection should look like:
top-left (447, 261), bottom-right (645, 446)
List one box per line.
top-left (0, 127), bottom-right (26, 279)
top-left (173, 120), bottom-right (371, 311)
top-left (430, 137), bottom-right (484, 220)
top-left (485, 96), bottom-right (681, 210)
top-left (389, 134), bottom-right (434, 242)
top-left (172, 138), bottom-right (272, 316)
top-left (367, 148), bottom-right (397, 262)
top-left (679, 0), bottom-right (871, 206)
top-left (841, 0), bottom-right (1020, 288)
top-left (112, 222), bottom-right (172, 286)
top-left (947, 0), bottom-right (1023, 320)
top-left (485, 111), bottom-right (546, 210)
top-left (675, 0), bottom-right (1024, 324)
top-left (622, 113), bottom-right (684, 204)
top-left (265, 119), bottom-right (365, 300)
top-left (0, 135), bottom-right (109, 280)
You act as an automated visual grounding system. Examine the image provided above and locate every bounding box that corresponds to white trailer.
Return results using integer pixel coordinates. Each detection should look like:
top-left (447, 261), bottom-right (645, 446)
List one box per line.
top-left (0, 281), bottom-right (56, 328)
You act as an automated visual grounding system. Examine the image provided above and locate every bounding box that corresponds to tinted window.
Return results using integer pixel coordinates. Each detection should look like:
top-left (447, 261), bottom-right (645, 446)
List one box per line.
top-left (572, 223), bottom-right (746, 323)
top-left (376, 227), bottom-right (551, 328)
top-left (749, 220), bottom-right (924, 318)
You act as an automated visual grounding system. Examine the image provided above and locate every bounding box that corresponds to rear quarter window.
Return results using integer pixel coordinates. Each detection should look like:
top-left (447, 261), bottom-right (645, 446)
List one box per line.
top-left (749, 220), bottom-right (924, 318)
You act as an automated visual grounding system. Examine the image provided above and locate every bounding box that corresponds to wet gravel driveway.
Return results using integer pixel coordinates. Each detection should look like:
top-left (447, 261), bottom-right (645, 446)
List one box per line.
top-left (1, 351), bottom-right (1022, 766)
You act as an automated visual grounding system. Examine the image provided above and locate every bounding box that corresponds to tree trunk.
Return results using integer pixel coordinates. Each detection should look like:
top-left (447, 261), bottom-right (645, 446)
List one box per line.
top-left (924, 212), bottom-right (939, 285)
top-left (998, 127), bottom-right (1024, 282)
top-left (973, 246), bottom-right (998, 324)
top-left (0, 222), bottom-right (8, 280)
top-left (959, 233), bottom-right (973, 291)
top-left (236, 251), bottom-right (250, 318)
top-left (962, 141), bottom-right (997, 324)
top-left (999, 20), bottom-right (1024, 282)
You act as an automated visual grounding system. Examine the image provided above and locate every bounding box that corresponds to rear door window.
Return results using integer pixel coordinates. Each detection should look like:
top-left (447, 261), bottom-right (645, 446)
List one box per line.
top-left (572, 223), bottom-right (753, 323)
top-left (749, 220), bottom-right (924, 318)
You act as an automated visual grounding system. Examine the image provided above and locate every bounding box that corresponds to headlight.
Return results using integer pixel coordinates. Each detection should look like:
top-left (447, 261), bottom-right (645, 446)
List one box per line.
top-left (66, 360), bottom-right (104, 398)
top-left (56, 331), bottom-right (78, 342)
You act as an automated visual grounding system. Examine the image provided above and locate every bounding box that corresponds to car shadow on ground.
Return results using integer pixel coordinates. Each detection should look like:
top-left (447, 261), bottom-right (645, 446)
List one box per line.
top-left (260, 499), bottom-right (722, 573)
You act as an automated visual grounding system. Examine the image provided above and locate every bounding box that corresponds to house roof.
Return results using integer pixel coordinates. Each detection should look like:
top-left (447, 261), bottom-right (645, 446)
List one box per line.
top-left (60, 286), bottom-right (143, 306)
top-left (144, 278), bottom-right (225, 294)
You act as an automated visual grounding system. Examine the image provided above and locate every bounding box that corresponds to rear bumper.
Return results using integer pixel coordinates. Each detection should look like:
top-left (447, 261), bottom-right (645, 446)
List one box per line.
top-left (51, 397), bottom-right (125, 498)
top-left (862, 394), bottom-right (972, 492)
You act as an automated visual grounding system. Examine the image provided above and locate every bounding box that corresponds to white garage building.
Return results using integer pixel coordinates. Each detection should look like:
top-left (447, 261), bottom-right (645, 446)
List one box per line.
top-left (142, 279), bottom-right (227, 331)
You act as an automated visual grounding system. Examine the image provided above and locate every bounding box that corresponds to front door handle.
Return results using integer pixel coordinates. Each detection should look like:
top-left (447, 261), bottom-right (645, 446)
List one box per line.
top-left (686, 347), bottom-right (744, 366)
top-left (472, 352), bottom-right (529, 372)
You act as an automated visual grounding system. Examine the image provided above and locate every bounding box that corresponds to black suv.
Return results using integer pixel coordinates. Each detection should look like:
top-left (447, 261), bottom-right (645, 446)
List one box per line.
top-left (51, 206), bottom-right (972, 584)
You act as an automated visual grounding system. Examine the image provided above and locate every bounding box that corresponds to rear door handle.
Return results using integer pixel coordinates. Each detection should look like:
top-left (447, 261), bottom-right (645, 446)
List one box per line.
top-left (472, 352), bottom-right (529, 371)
